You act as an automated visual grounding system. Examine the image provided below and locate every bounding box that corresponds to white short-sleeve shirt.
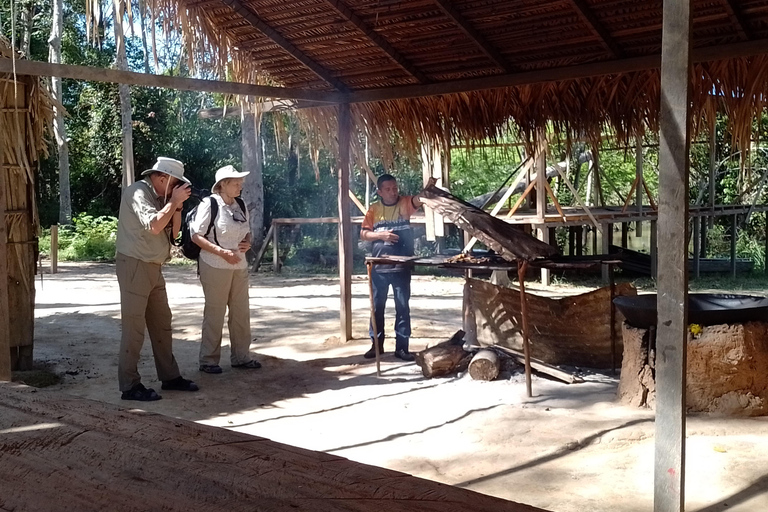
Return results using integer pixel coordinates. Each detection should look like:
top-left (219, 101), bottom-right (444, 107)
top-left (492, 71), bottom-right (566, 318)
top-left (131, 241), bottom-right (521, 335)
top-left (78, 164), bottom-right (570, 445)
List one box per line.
top-left (190, 194), bottom-right (250, 270)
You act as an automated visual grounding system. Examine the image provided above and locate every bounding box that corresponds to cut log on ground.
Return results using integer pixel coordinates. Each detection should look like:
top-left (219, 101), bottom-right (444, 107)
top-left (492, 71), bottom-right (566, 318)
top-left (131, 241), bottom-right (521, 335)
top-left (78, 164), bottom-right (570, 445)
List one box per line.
top-left (484, 345), bottom-right (584, 384)
top-left (414, 330), bottom-right (469, 378)
top-left (468, 349), bottom-right (500, 381)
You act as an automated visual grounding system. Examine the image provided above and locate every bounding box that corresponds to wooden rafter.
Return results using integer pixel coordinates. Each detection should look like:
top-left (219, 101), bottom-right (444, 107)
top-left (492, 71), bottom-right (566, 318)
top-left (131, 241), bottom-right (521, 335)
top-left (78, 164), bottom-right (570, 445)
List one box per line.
top-left (720, 0), bottom-right (751, 41)
top-left (432, 0), bottom-right (514, 73)
top-left (219, 0), bottom-right (349, 92)
top-left (322, 0), bottom-right (429, 84)
top-left (347, 38), bottom-right (768, 103)
top-left (567, 0), bottom-right (623, 58)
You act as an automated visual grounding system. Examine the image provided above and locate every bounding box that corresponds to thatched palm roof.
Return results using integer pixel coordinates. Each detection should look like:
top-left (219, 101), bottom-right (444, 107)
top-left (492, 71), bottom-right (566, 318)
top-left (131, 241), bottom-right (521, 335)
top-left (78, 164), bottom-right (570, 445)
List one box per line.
top-left (146, 0), bottom-right (768, 154)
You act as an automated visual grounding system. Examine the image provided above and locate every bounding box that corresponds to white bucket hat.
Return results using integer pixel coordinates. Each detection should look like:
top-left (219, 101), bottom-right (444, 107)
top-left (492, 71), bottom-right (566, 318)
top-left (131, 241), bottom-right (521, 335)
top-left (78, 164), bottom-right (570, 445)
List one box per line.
top-left (213, 165), bottom-right (250, 191)
top-left (141, 157), bottom-right (191, 185)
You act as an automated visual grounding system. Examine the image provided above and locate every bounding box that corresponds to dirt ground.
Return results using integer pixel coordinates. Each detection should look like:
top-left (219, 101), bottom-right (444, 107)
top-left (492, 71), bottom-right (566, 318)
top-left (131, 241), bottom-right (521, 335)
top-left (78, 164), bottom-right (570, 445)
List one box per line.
top-left (26, 262), bottom-right (768, 512)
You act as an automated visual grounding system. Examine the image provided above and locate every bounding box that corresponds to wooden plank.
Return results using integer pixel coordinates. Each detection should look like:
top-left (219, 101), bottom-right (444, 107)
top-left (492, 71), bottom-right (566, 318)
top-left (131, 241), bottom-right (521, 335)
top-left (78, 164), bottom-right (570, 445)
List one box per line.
top-left (219, 0), bottom-right (348, 91)
top-left (348, 190), bottom-right (367, 215)
top-left (251, 222), bottom-right (274, 272)
top-left (338, 103), bottom-right (353, 341)
top-left (720, 0), bottom-right (750, 40)
top-left (654, 0), bottom-right (692, 509)
top-left (693, 216), bottom-right (700, 279)
top-left (346, 39), bottom-right (768, 104)
top-left (635, 140), bottom-right (644, 236)
top-left (0, 59), bottom-right (343, 103)
top-left (273, 223), bottom-right (279, 272)
top-left (0, 384), bottom-right (548, 512)
top-left (322, 0), bottom-right (428, 83)
top-left (489, 345), bottom-right (584, 384)
top-left (0, 112), bottom-right (9, 381)
top-left (433, 0), bottom-right (513, 72)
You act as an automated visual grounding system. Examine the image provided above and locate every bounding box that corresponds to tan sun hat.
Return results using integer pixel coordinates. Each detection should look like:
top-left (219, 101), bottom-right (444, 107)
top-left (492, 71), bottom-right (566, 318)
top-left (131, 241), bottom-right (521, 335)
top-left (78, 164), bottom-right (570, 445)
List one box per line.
top-left (141, 157), bottom-right (191, 185)
top-left (212, 165), bottom-right (250, 191)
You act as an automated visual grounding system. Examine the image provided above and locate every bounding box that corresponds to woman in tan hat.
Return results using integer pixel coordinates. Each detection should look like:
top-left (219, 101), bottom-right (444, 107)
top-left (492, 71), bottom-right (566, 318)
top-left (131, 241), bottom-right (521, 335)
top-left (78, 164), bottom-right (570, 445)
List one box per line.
top-left (190, 165), bottom-right (261, 373)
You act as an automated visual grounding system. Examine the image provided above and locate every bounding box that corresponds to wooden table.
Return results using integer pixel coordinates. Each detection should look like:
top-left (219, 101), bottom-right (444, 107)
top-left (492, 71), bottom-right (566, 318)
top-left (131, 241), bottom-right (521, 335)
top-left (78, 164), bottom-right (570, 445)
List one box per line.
top-left (0, 384), bottom-right (546, 512)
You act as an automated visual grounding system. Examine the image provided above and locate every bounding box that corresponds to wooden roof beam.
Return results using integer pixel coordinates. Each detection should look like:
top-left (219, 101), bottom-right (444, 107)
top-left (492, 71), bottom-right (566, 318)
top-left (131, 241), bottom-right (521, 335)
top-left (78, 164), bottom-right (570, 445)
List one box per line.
top-left (346, 38), bottom-right (768, 104)
top-left (0, 58), bottom-right (344, 102)
top-left (219, 0), bottom-right (349, 92)
top-left (567, 0), bottom-right (623, 58)
top-left (720, 0), bottom-right (751, 40)
top-left (432, 0), bottom-right (515, 73)
top-left (321, 0), bottom-right (429, 83)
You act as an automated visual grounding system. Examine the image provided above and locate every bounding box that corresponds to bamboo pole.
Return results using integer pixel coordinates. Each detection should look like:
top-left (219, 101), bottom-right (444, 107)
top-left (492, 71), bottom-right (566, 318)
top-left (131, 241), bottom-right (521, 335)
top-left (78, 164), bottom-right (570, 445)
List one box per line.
top-left (517, 260), bottom-right (532, 398)
top-left (367, 261), bottom-right (381, 377)
top-left (0, 112), bottom-right (10, 381)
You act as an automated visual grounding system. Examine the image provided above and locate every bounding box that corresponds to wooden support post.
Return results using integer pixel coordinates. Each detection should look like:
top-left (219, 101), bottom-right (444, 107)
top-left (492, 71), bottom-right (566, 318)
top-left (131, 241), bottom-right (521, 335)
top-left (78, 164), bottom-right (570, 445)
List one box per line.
top-left (765, 215), bottom-right (768, 275)
top-left (568, 226), bottom-right (575, 255)
top-left (538, 226), bottom-right (550, 286)
top-left (636, 139), bottom-right (644, 236)
top-left (0, 115), bottom-right (10, 381)
top-left (575, 226), bottom-right (584, 256)
top-left (654, 0), bottom-right (692, 508)
top-left (338, 103), bottom-right (353, 341)
top-left (650, 220), bottom-right (658, 279)
top-left (731, 214), bottom-right (738, 279)
top-left (272, 223), bottom-right (279, 272)
top-left (548, 227), bottom-right (557, 248)
top-left (700, 216), bottom-right (708, 258)
top-left (591, 226), bottom-right (598, 255)
top-left (462, 278), bottom-right (477, 345)
top-left (536, 143), bottom-right (546, 222)
top-left (609, 264), bottom-right (617, 375)
top-left (367, 262), bottom-right (381, 377)
top-left (621, 222), bottom-right (629, 248)
top-left (693, 216), bottom-right (700, 279)
top-left (517, 260), bottom-right (532, 398)
top-left (601, 223), bottom-right (612, 284)
top-left (709, 116), bottom-right (717, 229)
top-left (50, 224), bottom-right (58, 274)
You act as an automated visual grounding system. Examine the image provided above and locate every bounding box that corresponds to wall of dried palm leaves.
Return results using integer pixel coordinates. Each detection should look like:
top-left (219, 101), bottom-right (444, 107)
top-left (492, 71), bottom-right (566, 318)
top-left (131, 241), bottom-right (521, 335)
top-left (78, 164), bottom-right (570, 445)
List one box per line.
top-left (0, 37), bottom-right (53, 369)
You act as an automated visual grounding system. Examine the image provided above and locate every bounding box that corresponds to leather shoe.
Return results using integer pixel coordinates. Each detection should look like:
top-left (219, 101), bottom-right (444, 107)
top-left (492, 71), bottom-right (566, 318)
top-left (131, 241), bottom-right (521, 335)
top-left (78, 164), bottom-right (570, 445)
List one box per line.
top-left (394, 349), bottom-right (414, 362)
top-left (161, 377), bottom-right (199, 392)
top-left (364, 345), bottom-right (384, 359)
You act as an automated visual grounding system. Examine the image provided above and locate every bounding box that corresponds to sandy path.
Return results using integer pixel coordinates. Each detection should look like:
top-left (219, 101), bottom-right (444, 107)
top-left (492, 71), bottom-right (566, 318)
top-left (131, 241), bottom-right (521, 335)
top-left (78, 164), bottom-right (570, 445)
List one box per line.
top-left (27, 262), bottom-right (768, 512)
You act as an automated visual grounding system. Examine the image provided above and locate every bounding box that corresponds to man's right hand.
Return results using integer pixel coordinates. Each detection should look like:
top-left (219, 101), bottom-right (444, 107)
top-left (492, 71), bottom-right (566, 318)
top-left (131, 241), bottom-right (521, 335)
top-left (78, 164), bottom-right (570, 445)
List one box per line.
top-left (379, 230), bottom-right (399, 243)
top-left (170, 183), bottom-right (191, 209)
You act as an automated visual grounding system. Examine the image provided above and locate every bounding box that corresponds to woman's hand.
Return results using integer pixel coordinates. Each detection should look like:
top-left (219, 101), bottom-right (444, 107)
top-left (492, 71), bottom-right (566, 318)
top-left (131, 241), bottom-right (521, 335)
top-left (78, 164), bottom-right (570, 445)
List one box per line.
top-left (238, 240), bottom-right (251, 253)
top-left (220, 249), bottom-right (242, 265)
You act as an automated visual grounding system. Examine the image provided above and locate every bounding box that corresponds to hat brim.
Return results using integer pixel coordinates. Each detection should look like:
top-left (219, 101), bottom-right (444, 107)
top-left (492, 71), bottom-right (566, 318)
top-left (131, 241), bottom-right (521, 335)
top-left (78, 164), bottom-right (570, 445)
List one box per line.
top-left (141, 168), bottom-right (191, 185)
top-left (213, 171), bottom-right (250, 189)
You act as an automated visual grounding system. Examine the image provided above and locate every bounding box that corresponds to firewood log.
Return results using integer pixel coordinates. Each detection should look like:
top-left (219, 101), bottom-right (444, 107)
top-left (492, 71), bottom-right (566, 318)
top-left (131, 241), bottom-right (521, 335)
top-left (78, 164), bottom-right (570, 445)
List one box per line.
top-left (468, 349), bottom-right (500, 381)
top-left (414, 330), bottom-right (468, 378)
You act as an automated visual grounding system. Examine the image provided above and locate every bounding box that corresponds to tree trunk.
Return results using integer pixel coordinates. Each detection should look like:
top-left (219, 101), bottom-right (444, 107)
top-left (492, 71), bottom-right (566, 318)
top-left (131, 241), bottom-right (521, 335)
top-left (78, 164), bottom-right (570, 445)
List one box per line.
top-left (21, 1), bottom-right (33, 57)
top-left (114, 0), bottom-right (135, 190)
top-left (242, 109), bottom-right (265, 260)
top-left (135, 0), bottom-right (151, 74)
top-left (49, 0), bottom-right (71, 224)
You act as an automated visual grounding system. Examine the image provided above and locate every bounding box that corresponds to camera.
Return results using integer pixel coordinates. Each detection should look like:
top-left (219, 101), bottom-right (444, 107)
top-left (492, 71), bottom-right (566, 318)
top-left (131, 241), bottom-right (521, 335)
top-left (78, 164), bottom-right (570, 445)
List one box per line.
top-left (189, 185), bottom-right (209, 199)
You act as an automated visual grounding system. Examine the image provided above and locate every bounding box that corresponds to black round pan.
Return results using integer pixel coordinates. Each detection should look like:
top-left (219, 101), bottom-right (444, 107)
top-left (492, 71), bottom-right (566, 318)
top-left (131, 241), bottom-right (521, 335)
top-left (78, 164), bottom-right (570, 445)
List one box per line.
top-left (613, 293), bottom-right (768, 329)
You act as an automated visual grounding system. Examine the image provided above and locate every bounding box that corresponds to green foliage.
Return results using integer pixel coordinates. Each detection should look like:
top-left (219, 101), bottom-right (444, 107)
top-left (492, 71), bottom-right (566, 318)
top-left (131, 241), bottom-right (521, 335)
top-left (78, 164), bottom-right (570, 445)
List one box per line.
top-left (40, 213), bottom-right (118, 261)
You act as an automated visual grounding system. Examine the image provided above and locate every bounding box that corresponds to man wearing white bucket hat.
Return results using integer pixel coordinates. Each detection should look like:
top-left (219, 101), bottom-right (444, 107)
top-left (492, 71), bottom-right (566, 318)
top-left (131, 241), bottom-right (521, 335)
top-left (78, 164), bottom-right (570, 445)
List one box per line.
top-left (191, 165), bottom-right (262, 374)
top-left (115, 157), bottom-right (200, 401)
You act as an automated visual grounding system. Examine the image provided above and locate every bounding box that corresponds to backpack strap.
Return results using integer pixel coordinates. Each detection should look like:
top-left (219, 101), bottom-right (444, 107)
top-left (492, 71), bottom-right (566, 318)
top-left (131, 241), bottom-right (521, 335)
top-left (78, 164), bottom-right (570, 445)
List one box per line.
top-left (204, 196), bottom-right (220, 246)
top-left (234, 196), bottom-right (246, 217)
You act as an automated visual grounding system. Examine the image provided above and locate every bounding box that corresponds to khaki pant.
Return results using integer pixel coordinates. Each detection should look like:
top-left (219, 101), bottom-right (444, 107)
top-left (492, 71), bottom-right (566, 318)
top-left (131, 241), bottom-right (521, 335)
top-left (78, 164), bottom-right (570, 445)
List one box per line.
top-left (198, 260), bottom-right (252, 366)
top-left (116, 253), bottom-right (181, 391)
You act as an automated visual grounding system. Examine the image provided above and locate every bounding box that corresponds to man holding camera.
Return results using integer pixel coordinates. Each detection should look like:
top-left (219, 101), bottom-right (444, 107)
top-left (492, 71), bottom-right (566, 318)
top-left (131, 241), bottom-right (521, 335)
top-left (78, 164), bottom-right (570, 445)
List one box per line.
top-left (115, 157), bottom-right (200, 401)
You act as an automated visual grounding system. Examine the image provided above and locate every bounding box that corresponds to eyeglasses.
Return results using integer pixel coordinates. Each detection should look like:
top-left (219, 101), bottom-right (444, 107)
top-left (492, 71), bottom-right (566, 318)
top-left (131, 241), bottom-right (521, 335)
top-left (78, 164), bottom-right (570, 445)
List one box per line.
top-left (233, 210), bottom-right (247, 223)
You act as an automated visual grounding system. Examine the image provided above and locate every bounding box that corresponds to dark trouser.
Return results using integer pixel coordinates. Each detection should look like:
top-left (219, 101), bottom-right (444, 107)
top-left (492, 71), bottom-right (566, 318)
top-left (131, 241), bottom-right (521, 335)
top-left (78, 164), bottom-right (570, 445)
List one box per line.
top-left (369, 269), bottom-right (411, 352)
